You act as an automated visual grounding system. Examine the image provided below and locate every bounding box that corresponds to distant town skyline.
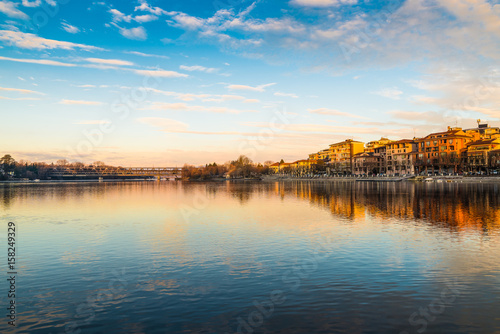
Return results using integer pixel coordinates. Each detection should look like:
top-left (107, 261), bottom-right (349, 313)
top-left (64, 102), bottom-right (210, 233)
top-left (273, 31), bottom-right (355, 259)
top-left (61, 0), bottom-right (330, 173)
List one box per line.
top-left (1, 0), bottom-right (499, 166)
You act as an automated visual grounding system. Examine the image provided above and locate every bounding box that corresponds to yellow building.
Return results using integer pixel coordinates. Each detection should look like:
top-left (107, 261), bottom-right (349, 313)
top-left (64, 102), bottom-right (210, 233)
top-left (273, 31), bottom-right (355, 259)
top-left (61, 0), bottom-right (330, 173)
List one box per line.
top-left (327, 139), bottom-right (365, 174)
top-left (464, 122), bottom-right (500, 140)
top-left (365, 137), bottom-right (392, 152)
top-left (465, 138), bottom-right (500, 173)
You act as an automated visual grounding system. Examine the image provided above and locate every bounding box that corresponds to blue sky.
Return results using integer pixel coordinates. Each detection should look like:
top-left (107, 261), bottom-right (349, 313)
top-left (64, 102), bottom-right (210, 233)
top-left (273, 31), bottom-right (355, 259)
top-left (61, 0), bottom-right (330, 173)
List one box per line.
top-left (1, 0), bottom-right (499, 166)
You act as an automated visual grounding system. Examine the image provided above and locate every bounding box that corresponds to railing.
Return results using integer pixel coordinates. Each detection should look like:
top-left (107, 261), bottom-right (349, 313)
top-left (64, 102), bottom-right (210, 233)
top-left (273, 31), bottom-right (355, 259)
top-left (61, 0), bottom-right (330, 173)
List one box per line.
top-left (48, 166), bottom-right (182, 177)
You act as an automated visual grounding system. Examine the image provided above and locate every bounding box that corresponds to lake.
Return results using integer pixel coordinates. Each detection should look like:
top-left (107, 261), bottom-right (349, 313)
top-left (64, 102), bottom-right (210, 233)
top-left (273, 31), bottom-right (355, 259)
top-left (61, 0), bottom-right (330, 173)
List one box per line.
top-left (1, 180), bottom-right (499, 333)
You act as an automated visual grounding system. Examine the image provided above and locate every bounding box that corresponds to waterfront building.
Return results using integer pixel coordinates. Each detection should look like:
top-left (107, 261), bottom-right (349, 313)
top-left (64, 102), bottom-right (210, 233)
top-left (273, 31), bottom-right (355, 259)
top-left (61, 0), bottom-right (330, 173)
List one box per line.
top-left (489, 149), bottom-right (500, 172)
top-left (365, 137), bottom-right (392, 152)
top-left (464, 138), bottom-right (500, 173)
top-left (386, 139), bottom-right (418, 176)
top-left (464, 122), bottom-right (500, 140)
top-left (327, 139), bottom-right (364, 175)
top-left (415, 127), bottom-right (473, 174)
top-left (269, 162), bottom-right (280, 174)
top-left (353, 151), bottom-right (383, 175)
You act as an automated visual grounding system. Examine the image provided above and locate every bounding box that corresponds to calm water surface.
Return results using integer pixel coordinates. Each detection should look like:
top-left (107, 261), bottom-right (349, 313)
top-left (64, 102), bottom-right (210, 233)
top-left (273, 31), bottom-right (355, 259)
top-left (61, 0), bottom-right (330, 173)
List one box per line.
top-left (1, 181), bottom-right (499, 333)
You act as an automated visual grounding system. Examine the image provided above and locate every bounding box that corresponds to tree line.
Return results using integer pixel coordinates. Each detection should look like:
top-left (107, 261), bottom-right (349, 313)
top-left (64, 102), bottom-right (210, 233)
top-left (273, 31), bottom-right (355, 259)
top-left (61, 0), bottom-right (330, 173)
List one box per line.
top-left (0, 154), bottom-right (107, 180)
top-left (0, 154), bottom-right (273, 181)
top-left (182, 155), bottom-right (272, 180)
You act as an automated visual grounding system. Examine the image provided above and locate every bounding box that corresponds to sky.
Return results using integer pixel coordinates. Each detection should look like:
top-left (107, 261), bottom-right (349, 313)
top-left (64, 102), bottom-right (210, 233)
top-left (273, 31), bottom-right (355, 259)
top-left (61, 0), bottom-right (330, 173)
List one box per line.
top-left (0, 0), bottom-right (499, 166)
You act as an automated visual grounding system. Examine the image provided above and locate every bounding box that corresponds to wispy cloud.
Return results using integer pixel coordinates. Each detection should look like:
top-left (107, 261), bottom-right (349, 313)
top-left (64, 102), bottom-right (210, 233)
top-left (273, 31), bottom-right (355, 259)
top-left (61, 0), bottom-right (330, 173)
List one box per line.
top-left (308, 108), bottom-right (367, 119)
top-left (180, 65), bottom-right (218, 73)
top-left (0, 55), bottom-right (77, 67)
top-left (133, 69), bottom-right (188, 78)
top-left (59, 99), bottom-right (104, 106)
top-left (0, 30), bottom-right (104, 51)
top-left (124, 51), bottom-right (169, 59)
top-left (290, 0), bottom-right (357, 7)
top-left (85, 58), bottom-right (134, 66)
top-left (61, 22), bottom-right (80, 34)
top-left (0, 1), bottom-right (29, 20)
top-left (0, 86), bottom-right (44, 95)
top-left (372, 87), bottom-right (403, 100)
top-left (0, 96), bottom-right (40, 101)
top-left (274, 92), bottom-right (298, 98)
top-left (227, 83), bottom-right (276, 92)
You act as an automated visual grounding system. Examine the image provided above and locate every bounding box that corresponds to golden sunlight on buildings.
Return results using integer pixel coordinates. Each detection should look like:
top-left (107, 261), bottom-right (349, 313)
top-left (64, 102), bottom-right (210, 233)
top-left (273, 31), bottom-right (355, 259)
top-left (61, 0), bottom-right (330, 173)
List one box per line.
top-left (270, 122), bottom-right (500, 177)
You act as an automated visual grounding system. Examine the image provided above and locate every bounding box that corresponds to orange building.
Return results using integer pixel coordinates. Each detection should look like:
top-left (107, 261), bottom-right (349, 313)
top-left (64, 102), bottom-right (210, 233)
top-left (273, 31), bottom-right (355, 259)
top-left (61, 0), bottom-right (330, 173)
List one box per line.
top-left (415, 127), bottom-right (473, 174)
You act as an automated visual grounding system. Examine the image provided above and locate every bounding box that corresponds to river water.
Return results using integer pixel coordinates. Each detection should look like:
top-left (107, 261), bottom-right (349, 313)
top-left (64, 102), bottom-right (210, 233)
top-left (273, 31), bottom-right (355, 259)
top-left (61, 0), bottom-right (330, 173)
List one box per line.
top-left (1, 181), bottom-right (499, 333)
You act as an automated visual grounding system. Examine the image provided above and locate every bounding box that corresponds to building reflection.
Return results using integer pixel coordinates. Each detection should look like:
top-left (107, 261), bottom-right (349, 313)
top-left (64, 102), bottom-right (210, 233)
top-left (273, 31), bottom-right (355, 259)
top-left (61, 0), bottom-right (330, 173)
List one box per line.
top-left (269, 181), bottom-right (500, 232)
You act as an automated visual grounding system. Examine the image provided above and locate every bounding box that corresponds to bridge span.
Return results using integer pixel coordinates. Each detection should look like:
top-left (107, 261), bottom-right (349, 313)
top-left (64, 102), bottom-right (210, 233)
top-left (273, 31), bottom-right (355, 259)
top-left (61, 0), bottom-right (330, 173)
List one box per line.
top-left (48, 166), bottom-right (182, 179)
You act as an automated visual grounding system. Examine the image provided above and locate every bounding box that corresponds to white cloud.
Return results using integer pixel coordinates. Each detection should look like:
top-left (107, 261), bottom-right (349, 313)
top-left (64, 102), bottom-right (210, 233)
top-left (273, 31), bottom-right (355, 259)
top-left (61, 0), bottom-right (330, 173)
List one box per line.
top-left (0, 30), bottom-right (104, 51)
top-left (274, 92), bottom-right (298, 98)
top-left (0, 55), bottom-right (77, 67)
top-left (134, 14), bottom-right (158, 23)
top-left (290, 0), bottom-right (357, 7)
top-left (0, 1), bottom-right (28, 20)
top-left (0, 96), bottom-right (40, 100)
top-left (85, 58), bottom-right (134, 66)
top-left (179, 65), bottom-right (218, 73)
top-left (45, 0), bottom-right (56, 5)
top-left (61, 22), bottom-right (80, 34)
top-left (0, 86), bottom-right (44, 95)
top-left (21, 0), bottom-right (41, 7)
top-left (134, 0), bottom-right (168, 16)
top-left (372, 88), bottom-right (403, 100)
top-left (308, 108), bottom-right (366, 119)
top-left (59, 99), bottom-right (104, 106)
top-left (133, 69), bottom-right (188, 78)
top-left (124, 51), bottom-right (169, 59)
top-left (109, 8), bottom-right (132, 23)
top-left (226, 83), bottom-right (276, 92)
top-left (119, 26), bottom-right (147, 40)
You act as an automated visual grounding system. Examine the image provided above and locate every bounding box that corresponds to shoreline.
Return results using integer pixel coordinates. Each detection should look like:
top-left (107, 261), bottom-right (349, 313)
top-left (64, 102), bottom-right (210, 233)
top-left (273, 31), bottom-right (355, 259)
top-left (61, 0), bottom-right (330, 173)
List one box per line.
top-left (3, 176), bottom-right (500, 184)
top-left (261, 175), bottom-right (500, 183)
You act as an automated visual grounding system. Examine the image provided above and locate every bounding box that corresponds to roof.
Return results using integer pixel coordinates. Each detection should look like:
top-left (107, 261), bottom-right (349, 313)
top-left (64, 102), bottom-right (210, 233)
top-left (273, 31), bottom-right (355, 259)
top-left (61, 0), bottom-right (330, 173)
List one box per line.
top-left (467, 138), bottom-right (500, 146)
top-left (329, 139), bottom-right (364, 147)
top-left (387, 139), bottom-right (415, 145)
top-left (270, 163), bottom-right (280, 167)
top-left (419, 129), bottom-right (472, 139)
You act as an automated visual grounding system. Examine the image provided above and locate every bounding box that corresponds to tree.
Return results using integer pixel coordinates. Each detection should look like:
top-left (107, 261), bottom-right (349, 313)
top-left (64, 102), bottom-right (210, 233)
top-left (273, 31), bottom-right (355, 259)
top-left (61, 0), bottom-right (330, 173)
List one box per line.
top-left (0, 154), bottom-right (16, 174)
top-left (57, 159), bottom-right (69, 166)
